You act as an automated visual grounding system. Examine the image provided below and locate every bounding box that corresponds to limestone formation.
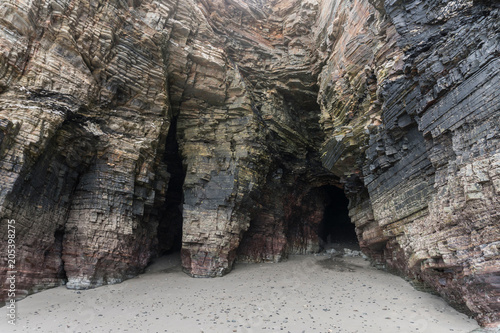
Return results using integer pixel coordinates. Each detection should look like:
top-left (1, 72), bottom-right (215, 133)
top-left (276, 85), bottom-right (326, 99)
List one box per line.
top-left (0, 0), bottom-right (498, 327)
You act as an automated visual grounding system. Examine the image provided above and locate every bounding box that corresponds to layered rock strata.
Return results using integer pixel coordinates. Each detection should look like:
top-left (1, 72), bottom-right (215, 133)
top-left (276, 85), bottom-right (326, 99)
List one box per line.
top-left (0, 0), bottom-right (498, 326)
top-left (316, 0), bottom-right (500, 326)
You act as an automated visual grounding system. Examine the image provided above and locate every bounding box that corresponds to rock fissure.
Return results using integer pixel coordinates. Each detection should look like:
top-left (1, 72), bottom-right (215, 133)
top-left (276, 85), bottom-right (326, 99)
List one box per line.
top-left (156, 114), bottom-right (184, 255)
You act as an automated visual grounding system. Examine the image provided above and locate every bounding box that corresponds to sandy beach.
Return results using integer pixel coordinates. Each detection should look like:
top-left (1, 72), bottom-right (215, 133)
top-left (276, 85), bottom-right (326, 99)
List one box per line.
top-left (1, 253), bottom-right (481, 333)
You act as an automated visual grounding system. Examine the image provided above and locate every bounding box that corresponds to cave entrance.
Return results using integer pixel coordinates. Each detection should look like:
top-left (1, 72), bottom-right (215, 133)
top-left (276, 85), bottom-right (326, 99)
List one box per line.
top-left (318, 185), bottom-right (358, 249)
top-left (156, 116), bottom-right (185, 256)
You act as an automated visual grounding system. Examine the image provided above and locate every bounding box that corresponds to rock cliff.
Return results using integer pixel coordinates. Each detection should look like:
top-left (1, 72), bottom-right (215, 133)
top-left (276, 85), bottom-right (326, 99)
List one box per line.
top-left (0, 0), bottom-right (498, 327)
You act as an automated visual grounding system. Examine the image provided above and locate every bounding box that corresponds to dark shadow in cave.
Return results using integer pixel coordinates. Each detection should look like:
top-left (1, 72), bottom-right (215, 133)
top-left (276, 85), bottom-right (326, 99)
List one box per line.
top-left (318, 185), bottom-right (358, 249)
top-left (54, 229), bottom-right (68, 282)
top-left (156, 116), bottom-right (185, 255)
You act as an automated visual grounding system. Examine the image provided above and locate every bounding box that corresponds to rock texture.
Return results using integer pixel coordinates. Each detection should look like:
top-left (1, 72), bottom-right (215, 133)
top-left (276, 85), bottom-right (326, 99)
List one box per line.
top-left (316, 0), bottom-right (500, 326)
top-left (0, 0), bottom-right (498, 327)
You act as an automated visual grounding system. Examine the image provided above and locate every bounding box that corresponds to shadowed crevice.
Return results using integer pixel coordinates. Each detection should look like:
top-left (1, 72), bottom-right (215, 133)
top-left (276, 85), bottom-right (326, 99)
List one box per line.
top-left (157, 116), bottom-right (185, 255)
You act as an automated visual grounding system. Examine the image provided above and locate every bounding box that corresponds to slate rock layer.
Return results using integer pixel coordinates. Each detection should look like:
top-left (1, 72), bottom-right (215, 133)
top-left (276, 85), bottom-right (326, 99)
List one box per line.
top-left (0, 0), bottom-right (498, 326)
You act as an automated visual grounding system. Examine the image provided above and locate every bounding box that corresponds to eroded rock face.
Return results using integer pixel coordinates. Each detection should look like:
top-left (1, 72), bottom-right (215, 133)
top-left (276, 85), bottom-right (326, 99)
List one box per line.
top-left (0, 0), bottom-right (498, 326)
top-left (0, 0), bottom-right (174, 292)
top-left (315, 0), bottom-right (500, 326)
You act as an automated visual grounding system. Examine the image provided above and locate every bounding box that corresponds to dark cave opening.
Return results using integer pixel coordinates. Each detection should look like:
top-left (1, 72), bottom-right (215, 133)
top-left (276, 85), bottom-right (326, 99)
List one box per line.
top-left (46, 228), bottom-right (68, 283)
top-left (157, 116), bottom-right (185, 255)
top-left (54, 229), bottom-right (68, 282)
top-left (318, 185), bottom-right (358, 248)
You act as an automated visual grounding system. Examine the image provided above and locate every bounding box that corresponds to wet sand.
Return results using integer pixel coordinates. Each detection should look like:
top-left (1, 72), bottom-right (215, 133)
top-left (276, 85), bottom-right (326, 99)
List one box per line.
top-left (1, 253), bottom-right (481, 333)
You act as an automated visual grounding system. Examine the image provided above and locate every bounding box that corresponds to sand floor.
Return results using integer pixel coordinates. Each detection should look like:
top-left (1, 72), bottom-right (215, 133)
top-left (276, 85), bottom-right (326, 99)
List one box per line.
top-left (1, 253), bottom-right (482, 333)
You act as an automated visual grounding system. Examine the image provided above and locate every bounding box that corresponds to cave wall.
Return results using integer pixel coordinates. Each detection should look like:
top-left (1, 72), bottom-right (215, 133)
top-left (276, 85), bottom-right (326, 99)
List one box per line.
top-left (0, 0), bottom-right (498, 327)
top-left (0, 0), bottom-right (333, 290)
top-left (0, 0), bottom-right (175, 293)
top-left (316, 0), bottom-right (500, 326)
